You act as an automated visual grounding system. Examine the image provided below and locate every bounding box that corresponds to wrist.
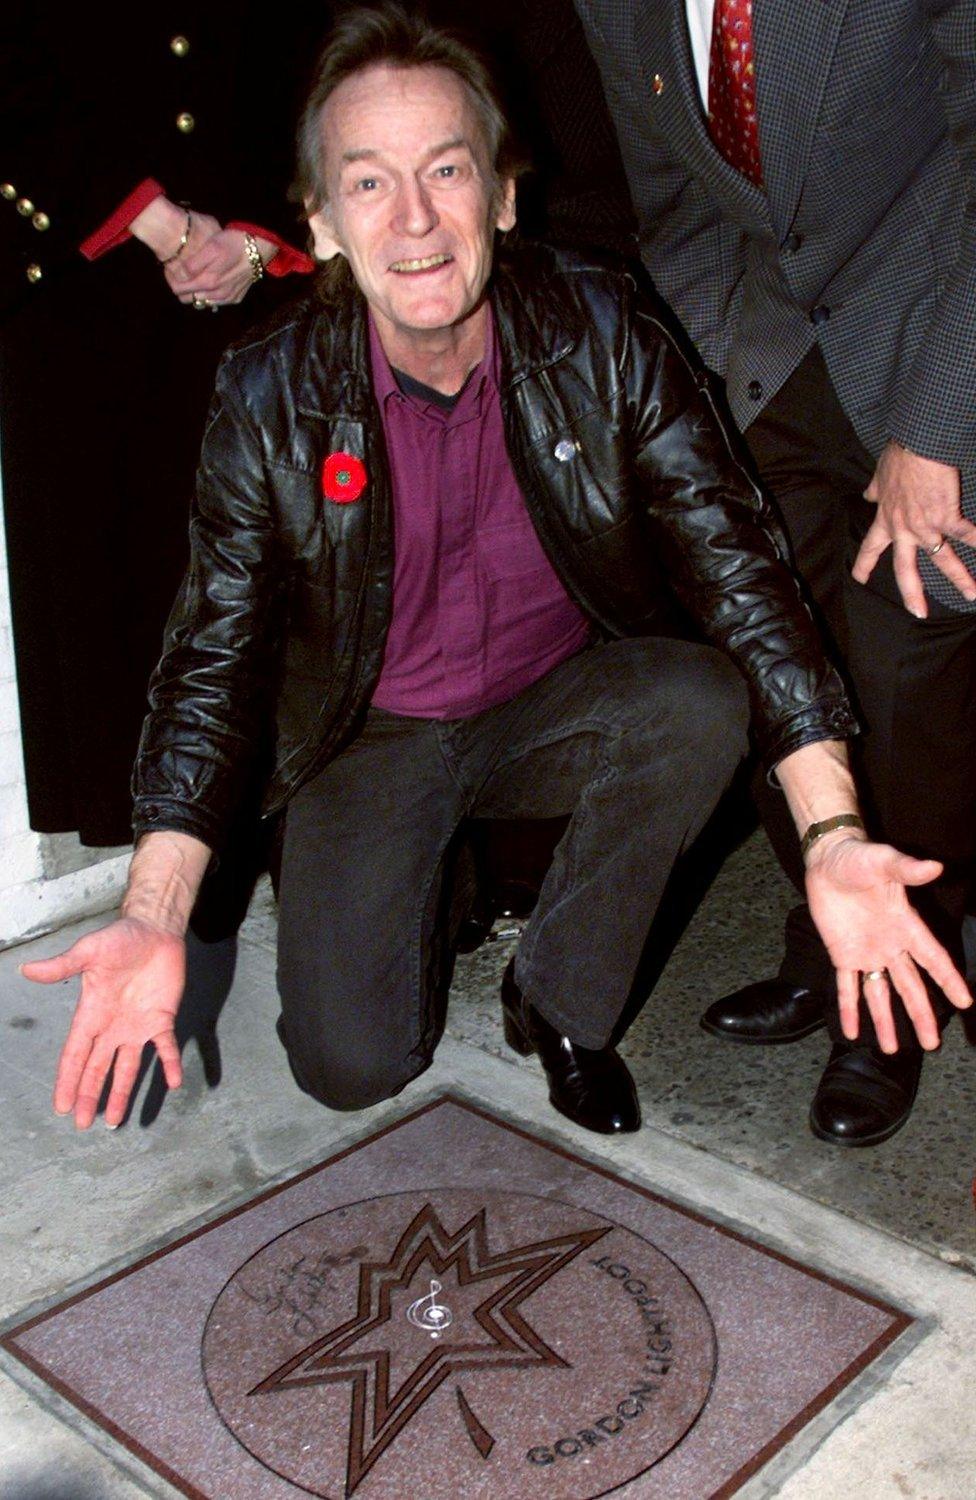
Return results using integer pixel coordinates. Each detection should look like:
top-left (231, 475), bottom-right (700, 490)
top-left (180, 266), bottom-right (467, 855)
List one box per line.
top-left (121, 830), bottom-right (211, 935)
top-left (803, 827), bottom-right (869, 871)
top-left (130, 197), bottom-right (191, 259)
top-left (799, 812), bottom-right (865, 860)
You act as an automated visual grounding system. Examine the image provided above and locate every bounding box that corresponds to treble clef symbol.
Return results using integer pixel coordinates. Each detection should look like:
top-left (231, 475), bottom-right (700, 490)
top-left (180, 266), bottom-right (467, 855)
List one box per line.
top-left (406, 1279), bottom-right (453, 1338)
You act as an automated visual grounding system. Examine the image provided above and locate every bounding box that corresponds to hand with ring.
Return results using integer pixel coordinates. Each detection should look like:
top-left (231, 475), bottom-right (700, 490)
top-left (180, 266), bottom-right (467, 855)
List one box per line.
top-left (804, 835), bottom-right (972, 1052)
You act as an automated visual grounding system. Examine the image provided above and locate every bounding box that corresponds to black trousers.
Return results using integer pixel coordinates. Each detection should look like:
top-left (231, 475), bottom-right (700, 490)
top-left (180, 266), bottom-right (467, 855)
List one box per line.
top-left (747, 348), bottom-right (976, 1045)
top-left (275, 637), bottom-right (749, 1111)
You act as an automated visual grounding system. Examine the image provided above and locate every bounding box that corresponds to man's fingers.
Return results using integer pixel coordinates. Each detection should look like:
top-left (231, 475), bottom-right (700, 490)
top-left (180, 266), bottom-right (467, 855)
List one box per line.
top-left (152, 1029), bottom-right (183, 1092)
top-left (20, 949), bottom-right (83, 984)
top-left (884, 952), bottom-right (940, 1051)
top-left (927, 538), bottom-right (976, 602)
top-left (887, 853), bottom-right (943, 887)
top-left (861, 974), bottom-right (899, 1054)
top-left (71, 1037), bottom-right (117, 1130)
top-left (890, 537), bottom-right (928, 617)
top-left (102, 1046), bottom-right (143, 1128)
top-left (53, 1028), bottom-right (93, 1115)
top-left (837, 970), bottom-right (860, 1041)
top-left (851, 523), bottom-right (889, 584)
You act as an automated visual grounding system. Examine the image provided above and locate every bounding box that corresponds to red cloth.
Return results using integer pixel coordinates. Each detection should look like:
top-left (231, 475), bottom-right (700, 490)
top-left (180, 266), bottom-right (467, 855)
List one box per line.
top-left (80, 180), bottom-right (315, 275)
top-left (707, 0), bottom-right (763, 186)
top-left (80, 179), bottom-right (167, 259)
top-left (226, 221), bottom-right (314, 276)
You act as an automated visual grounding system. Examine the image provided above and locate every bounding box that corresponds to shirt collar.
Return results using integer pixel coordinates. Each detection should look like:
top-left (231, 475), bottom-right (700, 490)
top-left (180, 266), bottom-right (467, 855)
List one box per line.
top-left (368, 306), bottom-right (498, 418)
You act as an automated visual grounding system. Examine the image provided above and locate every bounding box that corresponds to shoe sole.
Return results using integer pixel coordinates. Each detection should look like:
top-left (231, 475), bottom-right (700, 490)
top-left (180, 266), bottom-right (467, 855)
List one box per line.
top-left (699, 1017), bottom-right (827, 1044)
top-left (807, 1106), bottom-right (912, 1148)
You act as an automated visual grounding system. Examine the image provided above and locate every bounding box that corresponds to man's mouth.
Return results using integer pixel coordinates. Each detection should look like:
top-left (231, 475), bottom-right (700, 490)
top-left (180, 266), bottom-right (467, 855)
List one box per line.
top-left (389, 254), bottom-right (452, 273)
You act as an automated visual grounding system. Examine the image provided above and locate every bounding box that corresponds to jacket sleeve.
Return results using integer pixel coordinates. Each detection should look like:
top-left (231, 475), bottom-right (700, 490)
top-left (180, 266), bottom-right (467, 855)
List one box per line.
top-left (885, 0), bottom-right (976, 472)
top-left (621, 282), bottom-right (858, 772)
top-left (131, 356), bottom-right (284, 848)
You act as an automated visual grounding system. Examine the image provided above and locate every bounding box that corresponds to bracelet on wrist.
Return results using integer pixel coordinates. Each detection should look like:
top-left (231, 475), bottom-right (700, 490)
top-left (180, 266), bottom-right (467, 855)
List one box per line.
top-left (242, 231), bottom-right (265, 283)
top-left (800, 813), bottom-right (866, 859)
top-left (159, 208), bottom-right (192, 265)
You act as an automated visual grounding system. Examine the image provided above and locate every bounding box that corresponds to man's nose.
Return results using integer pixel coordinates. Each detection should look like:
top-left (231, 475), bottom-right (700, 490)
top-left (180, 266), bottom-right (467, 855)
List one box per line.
top-left (392, 177), bottom-right (438, 236)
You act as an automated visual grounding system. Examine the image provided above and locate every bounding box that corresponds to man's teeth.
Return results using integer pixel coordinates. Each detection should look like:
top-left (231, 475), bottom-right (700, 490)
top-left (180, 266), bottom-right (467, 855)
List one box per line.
top-left (390, 254), bottom-right (451, 271)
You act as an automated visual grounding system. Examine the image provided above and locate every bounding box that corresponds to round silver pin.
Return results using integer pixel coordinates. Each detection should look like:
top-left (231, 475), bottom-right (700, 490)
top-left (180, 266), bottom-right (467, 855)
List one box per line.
top-left (554, 439), bottom-right (577, 463)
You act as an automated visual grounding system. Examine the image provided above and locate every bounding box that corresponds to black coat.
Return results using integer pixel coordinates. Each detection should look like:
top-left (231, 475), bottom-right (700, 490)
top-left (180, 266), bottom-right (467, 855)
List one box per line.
top-left (132, 243), bottom-right (855, 852)
top-left (0, 7), bottom-right (331, 843)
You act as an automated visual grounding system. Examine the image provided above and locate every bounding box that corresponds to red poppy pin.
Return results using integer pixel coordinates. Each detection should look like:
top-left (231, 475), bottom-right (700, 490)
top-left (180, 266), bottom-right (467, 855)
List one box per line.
top-left (322, 451), bottom-right (367, 504)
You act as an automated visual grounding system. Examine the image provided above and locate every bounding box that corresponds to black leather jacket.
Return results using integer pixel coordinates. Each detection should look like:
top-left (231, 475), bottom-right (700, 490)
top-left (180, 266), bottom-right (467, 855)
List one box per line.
top-left (133, 242), bottom-right (855, 849)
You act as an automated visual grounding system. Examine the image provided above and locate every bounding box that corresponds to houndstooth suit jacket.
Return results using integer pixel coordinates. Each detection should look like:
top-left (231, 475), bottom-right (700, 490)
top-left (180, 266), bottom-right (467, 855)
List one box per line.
top-left (573, 0), bottom-right (976, 608)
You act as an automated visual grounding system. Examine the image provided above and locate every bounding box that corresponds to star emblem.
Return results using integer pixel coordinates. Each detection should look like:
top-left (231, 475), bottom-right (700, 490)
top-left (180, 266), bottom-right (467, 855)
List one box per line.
top-left (248, 1201), bottom-right (610, 1495)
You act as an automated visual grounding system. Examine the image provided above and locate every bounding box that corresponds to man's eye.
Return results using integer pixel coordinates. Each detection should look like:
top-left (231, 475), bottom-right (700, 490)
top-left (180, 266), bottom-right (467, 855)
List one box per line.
top-left (433, 164), bottom-right (462, 180)
top-left (355, 177), bottom-right (379, 192)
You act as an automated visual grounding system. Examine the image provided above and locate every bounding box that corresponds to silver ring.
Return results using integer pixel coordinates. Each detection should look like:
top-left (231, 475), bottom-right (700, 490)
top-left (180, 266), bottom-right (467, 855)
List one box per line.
top-left (191, 296), bottom-right (210, 310)
top-left (927, 538), bottom-right (946, 556)
top-left (862, 969), bottom-right (886, 983)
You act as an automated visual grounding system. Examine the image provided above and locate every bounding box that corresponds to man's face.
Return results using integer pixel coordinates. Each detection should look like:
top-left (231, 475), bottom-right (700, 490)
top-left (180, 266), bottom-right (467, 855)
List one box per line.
top-left (308, 63), bottom-right (516, 356)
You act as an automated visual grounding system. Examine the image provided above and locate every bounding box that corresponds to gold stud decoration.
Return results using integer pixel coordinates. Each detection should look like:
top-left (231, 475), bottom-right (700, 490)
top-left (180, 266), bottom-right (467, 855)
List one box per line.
top-left (32, 211), bottom-right (50, 232)
top-left (170, 35), bottom-right (190, 57)
top-left (176, 112), bottom-right (195, 134)
top-left (16, 197), bottom-right (34, 216)
top-left (26, 263), bottom-right (43, 283)
top-left (0, 183), bottom-right (16, 201)
top-left (652, 73), bottom-right (665, 96)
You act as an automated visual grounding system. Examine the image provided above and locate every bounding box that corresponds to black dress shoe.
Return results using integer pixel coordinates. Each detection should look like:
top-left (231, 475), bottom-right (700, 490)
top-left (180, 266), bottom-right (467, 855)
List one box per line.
top-left (809, 1041), bottom-right (923, 1147)
top-left (500, 961), bottom-right (640, 1134)
top-left (700, 978), bottom-right (827, 1043)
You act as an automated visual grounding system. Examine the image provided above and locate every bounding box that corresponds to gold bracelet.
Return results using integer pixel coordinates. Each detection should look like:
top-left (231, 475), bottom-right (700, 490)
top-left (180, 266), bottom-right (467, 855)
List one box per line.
top-left (242, 231), bottom-right (265, 283)
top-left (799, 813), bottom-right (865, 859)
top-left (160, 208), bottom-right (192, 265)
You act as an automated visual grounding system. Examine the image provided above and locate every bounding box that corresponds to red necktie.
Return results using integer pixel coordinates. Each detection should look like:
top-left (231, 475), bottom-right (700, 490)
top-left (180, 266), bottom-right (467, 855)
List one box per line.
top-left (707, 0), bottom-right (763, 186)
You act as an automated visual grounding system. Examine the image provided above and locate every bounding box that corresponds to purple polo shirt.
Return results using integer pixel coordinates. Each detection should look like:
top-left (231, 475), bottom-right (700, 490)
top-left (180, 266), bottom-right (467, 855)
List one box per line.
top-left (369, 310), bottom-right (590, 719)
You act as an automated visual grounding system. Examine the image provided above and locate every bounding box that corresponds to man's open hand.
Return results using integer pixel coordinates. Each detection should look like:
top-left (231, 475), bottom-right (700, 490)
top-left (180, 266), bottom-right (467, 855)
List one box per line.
top-left (805, 835), bottom-right (972, 1052)
top-left (22, 919), bottom-right (186, 1130)
top-left (852, 440), bottom-right (976, 615)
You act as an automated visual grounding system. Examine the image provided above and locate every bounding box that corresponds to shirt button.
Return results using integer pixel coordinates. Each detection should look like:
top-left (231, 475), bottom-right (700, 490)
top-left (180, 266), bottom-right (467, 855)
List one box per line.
top-left (811, 305), bottom-right (831, 325)
top-left (747, 379), bottom-right (763, 401)
top-left (783, 232), bottom-right (803, 253)
top-left (176, 112), bottom-right (195, 134)
top-left (554, 438), bottom-right (577, 462)
top-left (170, 35), bottom-right (190, 57)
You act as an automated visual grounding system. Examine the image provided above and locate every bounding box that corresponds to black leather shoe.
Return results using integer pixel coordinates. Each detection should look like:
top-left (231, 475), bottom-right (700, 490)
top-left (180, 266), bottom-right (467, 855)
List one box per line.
top-left (809, 1042), bottom-right (923, 1147)
top-left (500, 961), bottom-right (641, 1134)
top-left (700, 978), bottom-right (827, 1043)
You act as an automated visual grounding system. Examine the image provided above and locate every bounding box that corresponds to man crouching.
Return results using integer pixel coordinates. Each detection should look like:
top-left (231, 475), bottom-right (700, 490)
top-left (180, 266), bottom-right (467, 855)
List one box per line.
top-left (25, 4), bottom-right (971, 1135)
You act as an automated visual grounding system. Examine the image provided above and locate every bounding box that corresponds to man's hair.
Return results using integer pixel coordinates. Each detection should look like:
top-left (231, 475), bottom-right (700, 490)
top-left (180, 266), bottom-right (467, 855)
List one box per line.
top-left (295, 3), bottom-right (527, 218)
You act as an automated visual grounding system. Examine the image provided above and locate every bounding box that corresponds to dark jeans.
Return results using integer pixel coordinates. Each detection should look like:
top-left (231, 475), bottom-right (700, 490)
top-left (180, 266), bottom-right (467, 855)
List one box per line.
top-left (275, 637), bottom-right (749, 1110)
top-left (747, 348), bottom-right (976, 1045)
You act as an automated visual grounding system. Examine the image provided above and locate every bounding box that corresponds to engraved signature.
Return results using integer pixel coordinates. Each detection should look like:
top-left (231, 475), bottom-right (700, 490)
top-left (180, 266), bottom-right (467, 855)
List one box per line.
top-left (239, 1245), bottom-right (368, 1335)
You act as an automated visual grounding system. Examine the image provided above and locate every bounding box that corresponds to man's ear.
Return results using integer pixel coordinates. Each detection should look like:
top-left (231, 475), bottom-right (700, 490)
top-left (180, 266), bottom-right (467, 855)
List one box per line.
top-left (495, 177), bottom-right (517, 234)
top-left (307, 205), bottom-right (345, 261)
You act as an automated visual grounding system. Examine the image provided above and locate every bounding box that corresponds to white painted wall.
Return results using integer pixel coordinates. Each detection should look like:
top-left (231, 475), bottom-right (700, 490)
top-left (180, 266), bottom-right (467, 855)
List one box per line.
top-left (0, 467), bottom-right (128, 949)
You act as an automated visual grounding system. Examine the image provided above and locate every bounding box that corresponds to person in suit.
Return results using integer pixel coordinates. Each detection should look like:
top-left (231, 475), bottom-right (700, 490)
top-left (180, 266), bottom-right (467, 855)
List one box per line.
top-left (563, 0), bottom-right (976, 1144)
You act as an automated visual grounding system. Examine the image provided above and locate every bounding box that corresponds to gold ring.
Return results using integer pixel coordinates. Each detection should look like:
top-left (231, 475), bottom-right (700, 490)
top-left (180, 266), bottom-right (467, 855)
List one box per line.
top-left (927, 538), bottom-right (946, 556)
top-left (862, 969), bottom-right (886, 983)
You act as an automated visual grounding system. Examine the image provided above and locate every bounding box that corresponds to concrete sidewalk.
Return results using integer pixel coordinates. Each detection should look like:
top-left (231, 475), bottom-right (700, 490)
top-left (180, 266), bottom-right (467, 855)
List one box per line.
top-left (1, 831), bottom-right (974, 1497)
